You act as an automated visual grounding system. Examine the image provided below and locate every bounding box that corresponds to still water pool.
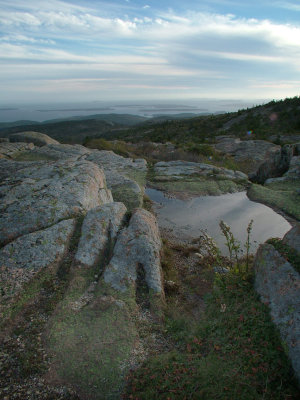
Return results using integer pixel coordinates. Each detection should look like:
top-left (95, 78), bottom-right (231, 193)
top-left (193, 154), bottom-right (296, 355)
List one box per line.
top-left (146, 188), bottom-right (291, 253)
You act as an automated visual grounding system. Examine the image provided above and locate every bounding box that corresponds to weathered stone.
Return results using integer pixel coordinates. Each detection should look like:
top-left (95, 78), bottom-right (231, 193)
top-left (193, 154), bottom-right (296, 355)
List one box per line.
top-left (105, 171), bottom-right (143, 209)
top-left (269, 135), bottom-right (300, 144)
top-left (285, 156), bottom-right (300, 179)
top-left (0, 138), bottom-right (9, 143)
top-left (0, 219), bottom-right (75, 300)
top-left (74, 202), bottom-right (127, 268)
top-left (0, 142), bottom-right (34, 159)
top-left (104, 208), bottom-right (163, 294)
top-left (86, 150), bottom-right (147, 173)
top-left (215, 138), bottom-right (280, 163)
top-left (283, 224), bottom-right (300, 254)
top-left (10, 131), bottom-right (59, 146)
top-left (10, 145), bottom-right (147, 209)
top-left (0, 159), bottom-right (112, 245)
top-left (215, 138), bottom-right (282, 176)
top-left (254, 243), bottom-right (300, 383)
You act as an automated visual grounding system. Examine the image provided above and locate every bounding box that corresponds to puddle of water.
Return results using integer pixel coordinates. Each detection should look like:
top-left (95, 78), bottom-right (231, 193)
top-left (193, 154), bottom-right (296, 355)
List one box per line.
top-left (146, 188), bottom-right (291, 253)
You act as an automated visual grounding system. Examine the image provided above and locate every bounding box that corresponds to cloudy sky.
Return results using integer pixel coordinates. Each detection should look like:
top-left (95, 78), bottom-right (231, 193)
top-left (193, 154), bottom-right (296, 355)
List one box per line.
top-left (1, 0), bottom-right (300, 105)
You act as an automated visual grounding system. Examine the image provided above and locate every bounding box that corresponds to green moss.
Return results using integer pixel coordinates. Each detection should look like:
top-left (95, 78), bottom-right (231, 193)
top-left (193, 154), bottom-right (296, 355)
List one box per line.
top-left (47, 276), bottom-right (140, 399)
top-left (265, 179), bottom-right (300, 192)
top-left (266, 238), bottom-right (300, 274)
top-left (248, 183), bottom-right (300, 220)
top-left (48, 301), bottom-right (138, 399)
top-left (112, 184), bottom-right (143, 210)
top-left (0, 268), bottom-right (55, 325)
top-left (123, 167), bottom-right (147, 189)
top-left (13, 151), bottom-right (57, 161)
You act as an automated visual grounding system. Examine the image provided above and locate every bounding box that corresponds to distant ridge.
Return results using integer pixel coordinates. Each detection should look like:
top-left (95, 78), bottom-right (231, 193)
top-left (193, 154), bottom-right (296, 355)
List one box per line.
top-left (0, 97), bottom-right (299, 144)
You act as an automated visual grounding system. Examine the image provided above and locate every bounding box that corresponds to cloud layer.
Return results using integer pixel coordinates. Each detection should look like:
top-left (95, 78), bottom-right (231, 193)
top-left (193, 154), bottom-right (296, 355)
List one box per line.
top-left (0, 0), bottom-right (299, 103)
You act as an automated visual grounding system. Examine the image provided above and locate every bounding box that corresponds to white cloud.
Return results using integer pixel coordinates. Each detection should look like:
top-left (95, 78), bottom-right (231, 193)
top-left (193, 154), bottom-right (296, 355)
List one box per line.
top-left (1, 1), bottom-right (300, 102)
top-left (250, 80), bottom-right (300, 89)
top-left (0, 34), bottom-right (55, 44)
top-left (275, 1), bottom-right (300, 11)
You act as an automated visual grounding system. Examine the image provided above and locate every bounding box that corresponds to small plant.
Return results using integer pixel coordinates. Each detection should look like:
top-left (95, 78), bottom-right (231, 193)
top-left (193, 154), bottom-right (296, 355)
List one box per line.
top-left (219, 220), bottom-right (241, 269)
top-left (245, 219), bottom-right (253, 272)
top-left (195, 220), bottom-right (254, 281)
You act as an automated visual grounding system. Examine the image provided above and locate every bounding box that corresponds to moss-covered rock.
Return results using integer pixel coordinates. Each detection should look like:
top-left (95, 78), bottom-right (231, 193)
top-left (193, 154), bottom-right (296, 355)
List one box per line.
top-left (149, 160), bottom-right (248, 196)
top-left (248, 182), bottom-right (300, 220)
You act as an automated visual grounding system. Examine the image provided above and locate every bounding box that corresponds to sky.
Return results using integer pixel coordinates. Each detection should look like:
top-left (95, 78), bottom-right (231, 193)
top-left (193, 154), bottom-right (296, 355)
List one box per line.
top-left (0, 0), bottom-right (300, 105)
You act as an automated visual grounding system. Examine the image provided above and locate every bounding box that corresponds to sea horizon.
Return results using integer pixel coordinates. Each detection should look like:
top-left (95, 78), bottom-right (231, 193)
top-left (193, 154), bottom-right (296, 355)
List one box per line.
top-left (0, 98), bottom-right (268, 124)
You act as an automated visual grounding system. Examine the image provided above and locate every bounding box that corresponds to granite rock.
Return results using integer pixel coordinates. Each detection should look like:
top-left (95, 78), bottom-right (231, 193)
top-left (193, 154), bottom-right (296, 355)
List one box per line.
top-left (0, 219), bottom-right (75, 300)
top-left (104, 208), bottom-right (163, 294)
top-left (0, 159), bottom-right (112, 245)
top-left (74, 202), bottom-right (127, 269)
top-left (254, 243), bottom-right (300, 383)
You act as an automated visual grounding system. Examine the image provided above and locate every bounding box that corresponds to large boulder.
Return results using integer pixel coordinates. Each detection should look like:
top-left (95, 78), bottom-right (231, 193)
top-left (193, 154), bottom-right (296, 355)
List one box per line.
top-left (215, 138), bottom-right (280, 163)
top-left (252, 145), bottom-right (293, 184)
top-left (10, 131), bottom-right (59, 146)
top-left (215, 138), bottom-right (281, 176)
top-left (14, 145), bottom-right (147, 210)
top-left (0, 159), bottom-right (112, 245)
top-left (254, 243), bottom-right (300, 383)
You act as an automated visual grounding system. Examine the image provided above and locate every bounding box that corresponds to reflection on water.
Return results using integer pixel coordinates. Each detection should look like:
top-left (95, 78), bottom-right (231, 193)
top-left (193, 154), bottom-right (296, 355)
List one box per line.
top-left (146, 188), bottom-right (291, 253)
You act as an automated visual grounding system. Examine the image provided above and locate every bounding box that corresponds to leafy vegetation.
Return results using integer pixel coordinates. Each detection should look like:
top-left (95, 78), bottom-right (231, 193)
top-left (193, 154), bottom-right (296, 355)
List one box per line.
top-left (101, 96), bottom-right (300, 145)
top-left (1, 96), bottom-right (300, 146)
top-left (123, 222), bottom-right (299, 399)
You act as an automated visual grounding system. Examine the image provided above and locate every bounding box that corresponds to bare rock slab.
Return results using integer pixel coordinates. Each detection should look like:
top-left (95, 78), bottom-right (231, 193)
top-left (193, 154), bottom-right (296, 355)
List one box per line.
top-left (10, 131), bottom-right (59, 146)
top-left (0, 159), bottom-right (112, 245)
top-left (0, 219), bottom-right (75, 301)
top-left (104, 208), bottom-right (163, 294)
top-left (254, 243), bottom-right (300, 383)
top-left (74, 202), bottom-right (127, 269)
